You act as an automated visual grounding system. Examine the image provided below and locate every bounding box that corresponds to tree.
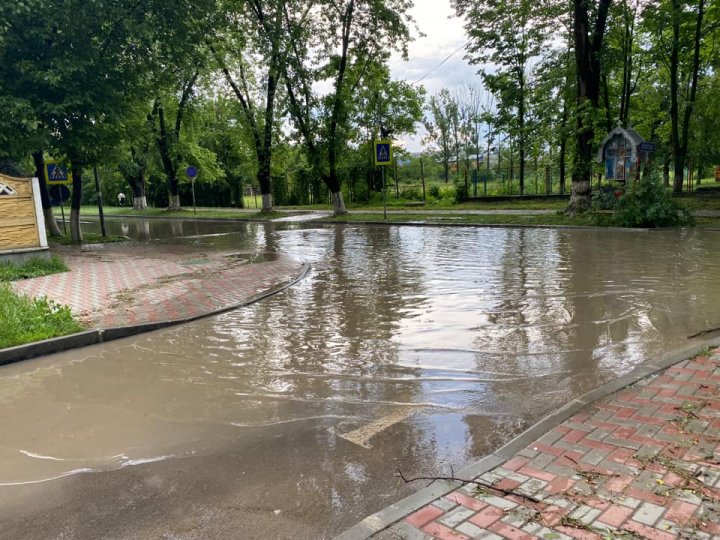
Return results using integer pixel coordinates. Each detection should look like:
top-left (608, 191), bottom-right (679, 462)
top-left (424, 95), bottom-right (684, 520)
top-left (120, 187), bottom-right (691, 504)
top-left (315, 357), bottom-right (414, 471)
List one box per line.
top-left (282, 0), bottom-right (415, 214)
top-left (567, 0), bottom-right (613, 213)
top-left (152, 70), bottom-right (201, 211)
top-left (424, 90), bottom-right (458, 184)
top-left (211, 0), bottom-right (287, 212)
top-left (665, 0), bottom-right (706, 192)
top-left (453, 0), bottom-right (549, 195)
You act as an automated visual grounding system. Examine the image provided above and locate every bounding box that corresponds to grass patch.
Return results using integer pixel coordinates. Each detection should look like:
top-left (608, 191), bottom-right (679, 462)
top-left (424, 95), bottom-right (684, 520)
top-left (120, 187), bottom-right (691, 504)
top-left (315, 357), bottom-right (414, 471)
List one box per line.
top-left (79, 206), bottom-right (307, 221)
top-left (0, 256), bottom-right (69, 281)
top-left (50, 232), bottom-right (126, 245)
top-left (0, 284), bottom-right (84, 349)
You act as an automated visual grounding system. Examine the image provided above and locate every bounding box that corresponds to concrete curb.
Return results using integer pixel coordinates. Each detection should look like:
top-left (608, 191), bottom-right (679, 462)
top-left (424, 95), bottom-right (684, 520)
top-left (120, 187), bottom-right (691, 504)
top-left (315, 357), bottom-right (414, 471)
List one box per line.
top-left (0, 263), bottom-right (311, 367)
top-left (335, 337), bottom-right (720, 540)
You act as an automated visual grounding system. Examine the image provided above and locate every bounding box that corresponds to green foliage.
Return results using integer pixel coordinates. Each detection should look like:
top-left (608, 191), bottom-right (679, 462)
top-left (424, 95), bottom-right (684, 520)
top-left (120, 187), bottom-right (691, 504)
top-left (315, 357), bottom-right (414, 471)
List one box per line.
top-left (591, 184), bottom-right (625, 211)
top-left (0, 284), bottom-right (84, 349)
top-left (454, 179), bottom-right (469, 202)
top-left (400, 186), bottom-right (423, 201)
top-left (613, 175), bottom-right (694, 228)
top-left (428, 185), bottom-right (442, 199)
top-left (0, 257), bottom-right (68, 281)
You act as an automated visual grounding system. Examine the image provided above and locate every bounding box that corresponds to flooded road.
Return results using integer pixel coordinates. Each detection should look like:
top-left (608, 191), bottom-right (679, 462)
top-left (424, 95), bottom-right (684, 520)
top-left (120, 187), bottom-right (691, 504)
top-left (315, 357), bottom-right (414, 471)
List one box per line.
top-left (2, 220), bottom-right (720, 539)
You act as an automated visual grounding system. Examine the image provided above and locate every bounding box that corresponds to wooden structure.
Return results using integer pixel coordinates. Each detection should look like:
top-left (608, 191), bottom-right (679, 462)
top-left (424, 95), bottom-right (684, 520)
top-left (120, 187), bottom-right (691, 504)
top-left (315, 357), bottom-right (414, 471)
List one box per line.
top-left (597, 125), bottom-right (653, 183)
top-left (0, 172), bottom-right (48, 260)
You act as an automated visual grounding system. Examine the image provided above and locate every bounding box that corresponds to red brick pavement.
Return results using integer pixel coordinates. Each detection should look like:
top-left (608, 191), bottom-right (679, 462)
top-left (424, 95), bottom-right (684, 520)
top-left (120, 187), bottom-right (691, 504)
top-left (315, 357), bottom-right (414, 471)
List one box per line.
top-left (376, 352), bottom-right (720, 540)
top-left (11, 244), bottom-right (305, 329)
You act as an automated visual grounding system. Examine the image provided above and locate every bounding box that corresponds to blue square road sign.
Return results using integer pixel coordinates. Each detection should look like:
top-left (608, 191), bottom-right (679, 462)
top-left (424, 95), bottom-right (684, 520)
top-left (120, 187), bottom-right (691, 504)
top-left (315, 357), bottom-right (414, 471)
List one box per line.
top-left (374, 141), bottom-right (392, 166)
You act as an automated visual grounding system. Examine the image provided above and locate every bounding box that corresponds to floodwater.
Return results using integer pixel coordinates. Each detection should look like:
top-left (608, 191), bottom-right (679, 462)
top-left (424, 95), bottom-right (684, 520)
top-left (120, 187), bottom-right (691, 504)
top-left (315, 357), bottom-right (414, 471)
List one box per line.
top-left (1, 219), bottom-right (720, 539)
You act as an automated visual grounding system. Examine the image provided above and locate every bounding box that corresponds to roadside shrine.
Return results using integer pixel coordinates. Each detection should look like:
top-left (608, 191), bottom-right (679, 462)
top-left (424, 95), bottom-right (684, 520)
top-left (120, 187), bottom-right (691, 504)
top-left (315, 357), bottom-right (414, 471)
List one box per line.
top-left (597, 123), bottom-right (655, 184)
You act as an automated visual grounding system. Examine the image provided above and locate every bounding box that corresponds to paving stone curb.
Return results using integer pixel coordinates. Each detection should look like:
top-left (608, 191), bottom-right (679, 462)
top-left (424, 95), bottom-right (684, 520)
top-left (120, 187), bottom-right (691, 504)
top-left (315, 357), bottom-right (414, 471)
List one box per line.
top-left (0, 263), bottom-right (310, 367)
top-left (335, 337), bottom-right (720, 540)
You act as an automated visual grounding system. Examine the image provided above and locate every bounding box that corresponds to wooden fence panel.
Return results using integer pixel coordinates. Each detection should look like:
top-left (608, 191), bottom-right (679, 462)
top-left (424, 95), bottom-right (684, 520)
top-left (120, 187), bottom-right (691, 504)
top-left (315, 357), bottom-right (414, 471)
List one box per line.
top-left (0, 174), bottom-right (41, 250)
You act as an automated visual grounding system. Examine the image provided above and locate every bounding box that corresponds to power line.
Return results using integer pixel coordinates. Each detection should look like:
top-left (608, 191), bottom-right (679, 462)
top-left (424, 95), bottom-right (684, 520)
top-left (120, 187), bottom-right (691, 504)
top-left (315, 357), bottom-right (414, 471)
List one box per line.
top-left (412, 39), bottom-right (472, 85)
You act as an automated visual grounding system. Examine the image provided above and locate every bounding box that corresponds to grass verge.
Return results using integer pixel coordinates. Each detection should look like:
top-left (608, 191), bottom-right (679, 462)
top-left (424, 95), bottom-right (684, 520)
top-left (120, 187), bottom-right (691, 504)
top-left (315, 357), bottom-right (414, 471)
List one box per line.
top-left (0, 284), bottom-right (84, 349)
top-left (79, 206), bottom-right (300, 219)
top-left (50, 232), bottom-right (127, 246)
top-left (0, 257), bottom-right (84, 349)
top-left (0, 256), bottom-right (69, 281)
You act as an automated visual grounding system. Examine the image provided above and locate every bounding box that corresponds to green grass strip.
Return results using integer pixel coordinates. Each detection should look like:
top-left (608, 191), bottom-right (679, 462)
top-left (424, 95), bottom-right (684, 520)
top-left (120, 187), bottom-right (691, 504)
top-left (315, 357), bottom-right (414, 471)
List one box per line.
top-left (0, 256), bottom-right (69, 281)
top-left (0, 283), bottom-right (84, 349)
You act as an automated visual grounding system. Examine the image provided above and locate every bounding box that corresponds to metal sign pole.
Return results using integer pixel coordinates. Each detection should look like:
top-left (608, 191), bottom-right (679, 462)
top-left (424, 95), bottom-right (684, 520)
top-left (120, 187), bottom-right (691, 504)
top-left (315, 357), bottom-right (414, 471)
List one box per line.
top-left (60, 199), bottom-right (67, 235)
top-left (382, 167), bottom-right (387, 220)
top-left (191, 179), bottom-right (197, 215)
top-left (93, 167), bottom-right (107, 238)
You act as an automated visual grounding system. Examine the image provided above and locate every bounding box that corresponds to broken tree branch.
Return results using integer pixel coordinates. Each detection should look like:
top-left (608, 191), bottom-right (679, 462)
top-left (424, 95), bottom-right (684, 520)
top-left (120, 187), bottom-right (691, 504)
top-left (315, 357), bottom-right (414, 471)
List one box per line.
top-left (395, 469), bottom-right (544, 505)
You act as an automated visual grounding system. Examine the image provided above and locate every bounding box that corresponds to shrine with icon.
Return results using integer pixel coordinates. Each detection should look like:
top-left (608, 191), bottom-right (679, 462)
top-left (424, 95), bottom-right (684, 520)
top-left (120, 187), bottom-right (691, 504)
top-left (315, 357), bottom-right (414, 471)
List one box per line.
top-left (597, 124), bottom-right (656, 183)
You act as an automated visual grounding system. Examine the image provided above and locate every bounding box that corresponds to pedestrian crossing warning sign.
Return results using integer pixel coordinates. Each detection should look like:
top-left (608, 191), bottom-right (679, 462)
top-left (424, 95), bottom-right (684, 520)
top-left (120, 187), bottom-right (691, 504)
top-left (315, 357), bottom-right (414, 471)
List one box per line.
top-left (44, 161), bottom-right (73, 185)
top-left (374, 140), bottom-right (392, 166)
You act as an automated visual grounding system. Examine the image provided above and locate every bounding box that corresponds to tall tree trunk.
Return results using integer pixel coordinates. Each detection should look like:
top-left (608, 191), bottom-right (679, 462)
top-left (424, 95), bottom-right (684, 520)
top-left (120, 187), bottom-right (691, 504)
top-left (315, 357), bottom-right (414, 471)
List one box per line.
top-left (128, 171), bottom-right (147, 210)
top-left (258, 61), bottom-right (279, 212)
top-left (32, 151), bottom-right (62, 237)
top-left (156, 102), bottom-right (180, 211)
top-left (443, 148), bottom-right (450, 183)
top-left (677, 0), bottom-right (705, 192)
top-left (127, 147), bottom-right (148, 210)
top-left (69, 158), bottom-right (83, 244)
top-left (518, 74), bottom-right (526, 195)
top-left (559, 104), bottom-right (568, 195)
top-left (670, 0), bottom-right (683, 192)
top-left (619, 0), bottom-right (635, 127)
top-left (567, 0), bottom-right (612, 214)
top-left (602, 74), bottom-right (613, 131)
top-left (325, 0), bottom-right (355, 215)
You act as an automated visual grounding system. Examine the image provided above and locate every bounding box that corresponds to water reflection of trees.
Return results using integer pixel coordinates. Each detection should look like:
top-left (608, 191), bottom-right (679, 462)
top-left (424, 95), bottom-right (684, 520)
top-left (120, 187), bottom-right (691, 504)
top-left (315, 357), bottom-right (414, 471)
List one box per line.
top-left (191, 226), bottom-right (720, 532)
top-left (206, 225), bottom-right (438, 513)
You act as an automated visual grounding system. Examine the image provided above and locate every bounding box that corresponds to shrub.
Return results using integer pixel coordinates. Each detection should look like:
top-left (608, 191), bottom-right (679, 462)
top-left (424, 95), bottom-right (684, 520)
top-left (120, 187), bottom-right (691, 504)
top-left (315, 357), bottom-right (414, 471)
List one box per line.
top-left (428, 185), bottom-right (442, 199)
top-left (592, 184), bottom-right (624, 211)
top-left (613, 174), bottom-right (694, 228)
top-left (401, 187), bottom-right (423, 201)
top-left (454, 179), bottom-right (469, 202)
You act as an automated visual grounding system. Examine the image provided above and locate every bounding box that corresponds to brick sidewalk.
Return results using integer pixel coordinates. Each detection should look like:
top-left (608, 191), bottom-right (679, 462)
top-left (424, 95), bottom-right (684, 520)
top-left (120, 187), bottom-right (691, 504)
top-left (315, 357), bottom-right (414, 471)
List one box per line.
top-left (373, 353), bottom-right (720, 540)
top-left (12, 243), bottom-right (305, 329)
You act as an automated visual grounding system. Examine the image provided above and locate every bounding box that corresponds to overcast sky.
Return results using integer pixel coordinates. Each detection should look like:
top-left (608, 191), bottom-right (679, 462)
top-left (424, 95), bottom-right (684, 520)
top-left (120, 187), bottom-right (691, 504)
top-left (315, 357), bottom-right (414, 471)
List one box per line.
top-left (389, 0), bottom-right (479, 152)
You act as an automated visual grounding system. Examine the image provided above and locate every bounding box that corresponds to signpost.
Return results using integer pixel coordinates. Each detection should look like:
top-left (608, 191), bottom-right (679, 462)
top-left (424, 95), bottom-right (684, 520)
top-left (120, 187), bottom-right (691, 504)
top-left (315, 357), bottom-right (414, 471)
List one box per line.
top-left (44, 161), bottom-right (73, 185)
top-left (49, 185), bottom-right (70, 234)
top-left (186, 166), bottom-right (198, 215)
top-left (374, 141), bottom-right (392, 220)
top-left (94, 167), bottom-right (107, 238)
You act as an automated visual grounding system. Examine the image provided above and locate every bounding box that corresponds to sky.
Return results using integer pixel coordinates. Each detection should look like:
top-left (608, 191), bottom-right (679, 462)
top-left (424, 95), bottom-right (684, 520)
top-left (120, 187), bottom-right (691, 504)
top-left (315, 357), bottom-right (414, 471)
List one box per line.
top-left (388, 0), bottom-right (479, 153)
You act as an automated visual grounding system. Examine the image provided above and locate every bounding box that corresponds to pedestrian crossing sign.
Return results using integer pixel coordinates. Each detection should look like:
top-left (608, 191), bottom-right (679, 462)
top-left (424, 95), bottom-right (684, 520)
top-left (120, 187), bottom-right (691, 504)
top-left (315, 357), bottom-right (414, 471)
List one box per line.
top-left (374, 140), bottom-right (392, 166)
top-left (44, 161), bottom-right (73, 185)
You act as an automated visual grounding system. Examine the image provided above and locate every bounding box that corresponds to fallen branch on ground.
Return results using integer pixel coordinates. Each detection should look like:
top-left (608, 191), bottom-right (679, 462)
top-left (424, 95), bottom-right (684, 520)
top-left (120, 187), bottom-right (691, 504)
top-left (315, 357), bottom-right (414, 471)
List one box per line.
top-left (395, 469), bottom-right (544, 505)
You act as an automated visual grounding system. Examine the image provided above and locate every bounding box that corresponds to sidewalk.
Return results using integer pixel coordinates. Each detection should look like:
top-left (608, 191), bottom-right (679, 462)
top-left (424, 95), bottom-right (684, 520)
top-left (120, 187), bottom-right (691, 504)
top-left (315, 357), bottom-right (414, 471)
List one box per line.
top-left (345, 351), bottom-right (720, 540)
top-left (11, 242), bottom-right (306, 329)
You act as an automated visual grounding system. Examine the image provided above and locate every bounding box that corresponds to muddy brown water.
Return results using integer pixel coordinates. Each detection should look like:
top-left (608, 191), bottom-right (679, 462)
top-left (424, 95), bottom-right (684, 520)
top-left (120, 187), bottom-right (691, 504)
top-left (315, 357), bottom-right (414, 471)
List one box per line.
top-left (2, 220), bottom-right (720, 539)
